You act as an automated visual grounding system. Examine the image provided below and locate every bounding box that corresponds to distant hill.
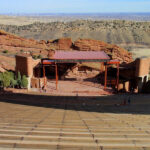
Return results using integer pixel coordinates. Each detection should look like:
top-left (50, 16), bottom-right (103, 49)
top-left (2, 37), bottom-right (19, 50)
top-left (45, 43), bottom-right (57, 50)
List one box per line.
top-left (0, 20), bottom-right (150, 51)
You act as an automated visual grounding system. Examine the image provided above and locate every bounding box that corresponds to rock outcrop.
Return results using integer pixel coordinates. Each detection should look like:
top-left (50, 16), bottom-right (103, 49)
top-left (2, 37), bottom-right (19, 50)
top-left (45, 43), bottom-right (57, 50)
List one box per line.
top-left (0, 30), bottom-right (48, 58)
top-left (56, 38), bottom-right (72, 50)
top-left (47, 38), bottom-right (72, 50)
top-left (0, 30), bottom-right (133, 71)
top-left (0, 30), bottom-right (47, 49)
top-left (0, 55), bottom-right (15, 71)
top-left (74, 39), bottom-right (133, 63)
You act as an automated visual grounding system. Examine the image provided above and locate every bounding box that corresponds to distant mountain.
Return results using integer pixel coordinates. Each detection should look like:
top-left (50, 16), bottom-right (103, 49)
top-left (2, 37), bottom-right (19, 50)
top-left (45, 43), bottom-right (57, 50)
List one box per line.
top-left (1, 13), bottom-right (150, 21)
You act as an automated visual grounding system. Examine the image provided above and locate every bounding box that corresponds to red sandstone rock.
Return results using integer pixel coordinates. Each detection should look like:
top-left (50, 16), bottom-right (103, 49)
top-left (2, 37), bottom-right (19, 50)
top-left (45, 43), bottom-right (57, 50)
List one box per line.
top-left (56, 38), bottom-right (72, 50)
top-left (74, 39), bottom-right (133, 63)
top-left (0, 30), bottom-right (133, 72)
top-left (0, 55), bottom-right (15, 71)
top-left (0, 30), bottom-right (47, 50)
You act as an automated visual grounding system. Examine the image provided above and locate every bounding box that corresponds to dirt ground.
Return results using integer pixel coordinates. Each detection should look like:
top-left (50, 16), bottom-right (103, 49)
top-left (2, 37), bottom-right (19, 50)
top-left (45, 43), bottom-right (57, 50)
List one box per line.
top-left (44, 80), bottom-right (113, 96)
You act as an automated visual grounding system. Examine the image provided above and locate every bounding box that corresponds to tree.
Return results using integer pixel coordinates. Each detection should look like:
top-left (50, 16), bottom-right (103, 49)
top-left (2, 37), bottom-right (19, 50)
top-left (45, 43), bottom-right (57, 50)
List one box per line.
top-left (21, 75), bottom-right (28, 88)
top-left (17, 71), bottom-right (22, 88)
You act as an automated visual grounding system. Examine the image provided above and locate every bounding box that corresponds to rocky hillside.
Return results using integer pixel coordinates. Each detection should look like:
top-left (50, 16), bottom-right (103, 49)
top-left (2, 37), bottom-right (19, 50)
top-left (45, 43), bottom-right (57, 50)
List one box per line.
top-left (0, 30), bottom-right (133, 71)
top-left (0, 20), bottom-right (150, 50)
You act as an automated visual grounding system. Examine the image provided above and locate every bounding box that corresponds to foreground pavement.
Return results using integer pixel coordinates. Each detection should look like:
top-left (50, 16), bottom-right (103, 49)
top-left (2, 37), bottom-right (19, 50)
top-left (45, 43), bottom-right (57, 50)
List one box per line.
top-left (0, 93), bottom-right (150, 149)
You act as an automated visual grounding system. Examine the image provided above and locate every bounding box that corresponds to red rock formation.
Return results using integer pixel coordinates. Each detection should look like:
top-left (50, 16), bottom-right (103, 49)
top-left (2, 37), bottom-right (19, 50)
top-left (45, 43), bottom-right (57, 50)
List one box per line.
top-left (48, 50), bottom-right (55, 59)
top-left (57, 38), bottom-right (72, 50)
top-left (0, 55), bottom-right (15, 71)
top-left (0, 30), bottom-right (47, 49)
top-left (47, 38), bottom-right (72, 50)
top-left (0, 30), bottom-right (133, 72)
top-left (74, 39), bottom-right (133, 63)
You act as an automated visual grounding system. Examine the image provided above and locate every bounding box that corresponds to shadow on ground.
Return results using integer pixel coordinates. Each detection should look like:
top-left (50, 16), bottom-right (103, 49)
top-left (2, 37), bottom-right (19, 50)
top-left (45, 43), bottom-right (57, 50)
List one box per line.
top-left (0, 92), bottom-right (150, 115)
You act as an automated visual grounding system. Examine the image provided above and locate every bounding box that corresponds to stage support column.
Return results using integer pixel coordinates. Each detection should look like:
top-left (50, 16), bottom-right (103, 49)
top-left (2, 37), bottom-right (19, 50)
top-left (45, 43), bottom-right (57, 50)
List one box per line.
top-left (116, 63), bottom-right (120, 92)
top-left (43, 65), bottom-right (46, 88)
top-left (104, 64), bottom-right (107, 90)
top-left (55, 63), bottom-right (58, 90)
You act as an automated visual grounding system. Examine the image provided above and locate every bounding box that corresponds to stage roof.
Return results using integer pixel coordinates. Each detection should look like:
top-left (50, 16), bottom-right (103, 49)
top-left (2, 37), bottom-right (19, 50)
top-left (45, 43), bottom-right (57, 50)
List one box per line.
top-left (42, 51), bottom-right (110, 63)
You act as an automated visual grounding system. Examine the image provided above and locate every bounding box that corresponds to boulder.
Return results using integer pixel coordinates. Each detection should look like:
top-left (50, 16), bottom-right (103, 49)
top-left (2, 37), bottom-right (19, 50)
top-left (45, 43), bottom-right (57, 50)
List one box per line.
top-left (57, 38), bottom-right (72, 50)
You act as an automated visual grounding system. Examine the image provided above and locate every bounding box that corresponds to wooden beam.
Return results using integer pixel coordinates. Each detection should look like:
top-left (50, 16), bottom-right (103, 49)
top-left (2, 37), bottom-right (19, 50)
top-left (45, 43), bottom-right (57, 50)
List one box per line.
top-left (101, 62), bottom-right (104, 72)
top-left (116, 63), bottom-right (120, 92)
top-left (104, 64), bottom-right (107, 90)
top-left (55, 63), bottom-right (58, 90)
top-left (43, 65), bottom-right (46, 88)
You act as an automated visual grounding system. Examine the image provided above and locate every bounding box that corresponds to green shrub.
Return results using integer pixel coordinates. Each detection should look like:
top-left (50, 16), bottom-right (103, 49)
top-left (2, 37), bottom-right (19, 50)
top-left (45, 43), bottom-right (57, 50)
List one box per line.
top-left (10, 79), bottom-right (18, 88)
top-left (3, 75), bottom-right (10, 87)
top-left (37, 55), bottom-right (42, 59)
top-left (0, 71), bottom-right (29, 89)
top-left (8, 72), bottom-right (17, 88)
top-left (20, 49), bottom-right (24, 53)
top-left (17, 71), bottom-right (22, 88)
top-left (0, 71), bottom-right (28, 89)
top-left (32, 55), bottom-right (42, 60)
top-left (32, 55), bottom-right (38, 60)
top-left (21, 75), bottom-right (28, 88)
top-left (3, 50), bottom-right (8, 54)
top-left (0, 71), bottom-right (14, 88)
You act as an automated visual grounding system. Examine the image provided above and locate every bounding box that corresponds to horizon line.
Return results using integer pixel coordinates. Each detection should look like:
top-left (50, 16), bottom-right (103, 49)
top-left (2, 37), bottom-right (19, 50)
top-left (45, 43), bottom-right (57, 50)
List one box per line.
top-left (1, 12), bottom-right (150, 15)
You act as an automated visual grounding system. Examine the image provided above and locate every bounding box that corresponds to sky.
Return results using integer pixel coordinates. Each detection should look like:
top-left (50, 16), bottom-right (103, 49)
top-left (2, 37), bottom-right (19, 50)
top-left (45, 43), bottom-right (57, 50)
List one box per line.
top-left (0, 0), bottom-right (150, 14)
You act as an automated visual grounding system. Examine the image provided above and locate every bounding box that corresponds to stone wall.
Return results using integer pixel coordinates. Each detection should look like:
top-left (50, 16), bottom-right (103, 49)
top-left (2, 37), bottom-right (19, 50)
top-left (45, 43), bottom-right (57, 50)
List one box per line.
top-left (135, 58), bottom-right (150, 77)
top-left (31, 77), bottom-right (46, 88)
top-left (16, 55), bottom-right (33, 77)
top-left (15, 55), bottom-right (41, 77)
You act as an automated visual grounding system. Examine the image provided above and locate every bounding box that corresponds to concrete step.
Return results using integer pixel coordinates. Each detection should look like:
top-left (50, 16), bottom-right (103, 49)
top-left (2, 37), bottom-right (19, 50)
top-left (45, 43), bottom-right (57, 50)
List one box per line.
top-left (0, 140), bottom-right (97, 149)
top-left (0, 139), bottom-right (150, 150)
top-left (0, 133), bottom-right (150, 141)
top-left (1, 126), bottom-right (149, 134)
top-left (1, 123), bottom-right (150, 131)
top-left (0, 133), bottom-right (150, 149)
top-left (0, 128), bottom-right (150, 138)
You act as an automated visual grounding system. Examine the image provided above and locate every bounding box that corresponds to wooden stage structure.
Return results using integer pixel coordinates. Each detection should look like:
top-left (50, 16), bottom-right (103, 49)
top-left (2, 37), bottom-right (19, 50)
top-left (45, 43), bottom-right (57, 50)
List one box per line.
top-left (41, 51), bottom-right (120, 91)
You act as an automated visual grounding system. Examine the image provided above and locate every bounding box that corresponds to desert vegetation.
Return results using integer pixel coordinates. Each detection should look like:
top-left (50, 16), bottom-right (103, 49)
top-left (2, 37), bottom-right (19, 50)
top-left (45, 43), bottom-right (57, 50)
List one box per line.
top-left (0, 71), bottom-right (28, 89)
top-left (32, 54), bottom-right (42, 60)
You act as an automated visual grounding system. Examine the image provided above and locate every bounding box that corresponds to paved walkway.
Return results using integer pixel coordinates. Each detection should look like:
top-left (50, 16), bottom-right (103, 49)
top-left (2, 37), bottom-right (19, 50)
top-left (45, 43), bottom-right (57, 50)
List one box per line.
top-left (0, 94), bottom-right (150, 149)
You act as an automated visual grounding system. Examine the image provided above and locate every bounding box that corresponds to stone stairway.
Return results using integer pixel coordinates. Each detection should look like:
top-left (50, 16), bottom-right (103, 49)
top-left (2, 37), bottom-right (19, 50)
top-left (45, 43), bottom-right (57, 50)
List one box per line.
top-left (0, 96), bottom-right (150, 149)
top-left (1, 124), bottom-right (150, 149)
